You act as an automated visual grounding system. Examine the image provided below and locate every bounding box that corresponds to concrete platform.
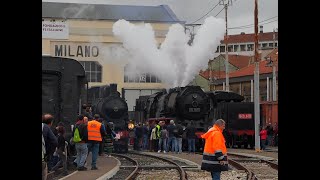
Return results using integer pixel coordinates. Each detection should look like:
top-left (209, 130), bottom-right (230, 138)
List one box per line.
top-left (60, 153), bottom-right (120, 180)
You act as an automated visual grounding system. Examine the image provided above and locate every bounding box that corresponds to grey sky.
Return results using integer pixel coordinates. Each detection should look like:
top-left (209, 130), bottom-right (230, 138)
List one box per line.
top-left (43, 0), bottom-right (278, 35)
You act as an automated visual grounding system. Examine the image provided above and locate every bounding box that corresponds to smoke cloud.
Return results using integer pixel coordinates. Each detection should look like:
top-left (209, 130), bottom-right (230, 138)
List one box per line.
top-left (112, 16), bottom-right (225, 88)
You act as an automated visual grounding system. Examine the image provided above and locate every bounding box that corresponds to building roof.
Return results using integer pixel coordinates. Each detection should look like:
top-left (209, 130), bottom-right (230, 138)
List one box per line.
top-left (42, 2), bottom-right (181, 22)
top-left (199, 70), bottom-right (226, 80)
top-left (218, 60), bottom-right (278, 80)
top-left (221, 32), bottom-right (278, 44)
top-left (265, 48), bottom-right (278, 62)
top-left (206, 48), bottom-right (278, 83)
top-left (220, 54), bottom-right (251, 69)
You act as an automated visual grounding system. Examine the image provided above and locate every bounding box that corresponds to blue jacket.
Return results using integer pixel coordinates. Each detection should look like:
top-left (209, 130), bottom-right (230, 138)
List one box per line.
top-left (42, 123), bottom-right (58, 155)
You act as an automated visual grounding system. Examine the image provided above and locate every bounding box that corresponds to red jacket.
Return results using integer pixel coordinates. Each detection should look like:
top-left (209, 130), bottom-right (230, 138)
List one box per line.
top-left (260, 129), bottom-right (267, 140)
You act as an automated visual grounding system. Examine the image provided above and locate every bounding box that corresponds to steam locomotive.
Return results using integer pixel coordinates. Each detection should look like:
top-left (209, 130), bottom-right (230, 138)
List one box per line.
top-left (135, 86), bottom-right (255, 150)
top-left (88, 84), bottom-right (129, 153)
top-left (135, 86), bottom-right (210, 150)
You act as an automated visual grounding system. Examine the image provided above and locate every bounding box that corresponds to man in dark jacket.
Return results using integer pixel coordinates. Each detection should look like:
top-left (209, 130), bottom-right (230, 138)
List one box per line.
top-left (42, 114), bottom-right (58, 172)
top-left (166, 120), bottom-right (176, 152)
top-left (174, 123), bottom-right (184, 153)
top-left (42, 113), bottom-right (58, 178)
top-left (185, 121), bottom-right (197, 153)
top-left (134, 123), bottom-right (143, 151)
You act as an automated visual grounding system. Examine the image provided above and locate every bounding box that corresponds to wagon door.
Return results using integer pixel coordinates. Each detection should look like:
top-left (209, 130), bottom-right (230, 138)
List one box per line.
top-left (42, 71), bottom-right (61, 126)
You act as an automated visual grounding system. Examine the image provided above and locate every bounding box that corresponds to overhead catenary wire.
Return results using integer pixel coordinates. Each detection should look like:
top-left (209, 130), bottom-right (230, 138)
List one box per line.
top-left (215, 7), bottom-right (225, 17)
top-left (228, 18), bottom-right (278, 29)
top-left (228, 16), bottom-right (278, 29)
top-left (189, 1), bottom-right (220, 24)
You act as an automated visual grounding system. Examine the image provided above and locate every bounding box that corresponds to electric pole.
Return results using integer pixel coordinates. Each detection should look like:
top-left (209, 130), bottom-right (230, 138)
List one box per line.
top-left (254, 0), bottom-right (261, 152)
top-left (219, 0), bottom-right (232, 92)
top-left (272, 29), bottom-right (277, 101)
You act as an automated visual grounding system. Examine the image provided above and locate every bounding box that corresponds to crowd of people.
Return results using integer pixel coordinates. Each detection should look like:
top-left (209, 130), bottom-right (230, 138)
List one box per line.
top-left (42, 112), bottom-right (278, 180)
top-left (41, 111), bottom-right (117, 180)
top-left (132, 119), bottom-right (198, 154)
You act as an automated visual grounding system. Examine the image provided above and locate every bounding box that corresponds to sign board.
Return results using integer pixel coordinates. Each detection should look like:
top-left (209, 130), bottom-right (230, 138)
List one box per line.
top-left (139, 74), bottom-right (146, 82)
top-left (42, 20), bottom-right (69, 39)
top-left (50, 42), bottom-right (126, 61)
top-left (238, 113), bottom-right (252, 119)
top-left (189, 108), bottom-right (200, 112)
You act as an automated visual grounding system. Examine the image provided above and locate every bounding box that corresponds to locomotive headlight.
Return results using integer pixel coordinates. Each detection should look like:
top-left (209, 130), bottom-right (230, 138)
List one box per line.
top-left (113, 106), bottom-right (119, 112)
top-left (192, 101), bottom-right (198, 107)
top-left (128, 123), bottom-right (134, 129)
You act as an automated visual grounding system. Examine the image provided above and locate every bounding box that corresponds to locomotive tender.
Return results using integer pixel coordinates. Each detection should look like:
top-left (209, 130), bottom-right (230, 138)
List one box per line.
top-left (42, 56), bottom-right (87, 136)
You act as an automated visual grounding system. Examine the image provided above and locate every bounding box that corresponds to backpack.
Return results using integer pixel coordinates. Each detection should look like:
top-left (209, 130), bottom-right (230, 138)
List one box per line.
top-left (42, 123), bottom-right (46, 161)
top-left (160, 129), bottom-right (168, 139)
top-left (73, 127), bottom-right (82, 143)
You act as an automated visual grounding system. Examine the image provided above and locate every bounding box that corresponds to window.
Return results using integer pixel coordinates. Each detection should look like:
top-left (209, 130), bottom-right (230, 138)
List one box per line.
top-left (262, 43), bottom-right (268, 48)
top-left (220, 46), bottom-right (225, 52)
top-left (216, 46), bottom-right (219, 53)
top-left (124, 64), bottom-right (161, 83)
top-left (228, 45), bottom-right (233, 52)
top-left (269, 43), bottom-right (274, 47)
top-left (275, 43), bottom-right (278, 47)
top-left (247, 44), bottom-right (254, 51)
top-left (79, 61), bottom-right (102, 82)
top-left (240, 45), bottom-right (246, 51)
top-left (234, 45), bottom-right (239, 52)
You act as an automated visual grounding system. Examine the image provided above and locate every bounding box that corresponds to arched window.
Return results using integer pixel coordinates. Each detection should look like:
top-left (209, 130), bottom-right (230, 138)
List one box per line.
top-left (124, 64), bottom-right (161, 83)
top-left (79, 61), bottom-right (102, 82)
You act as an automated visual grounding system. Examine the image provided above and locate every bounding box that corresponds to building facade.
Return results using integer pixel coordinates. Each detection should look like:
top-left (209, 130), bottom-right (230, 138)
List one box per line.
top-left (42, 2), bottom-right (183, 112)
top-left (215, 30), bottom-right (278, 56)
top-left (210, 49), bottom-right (278, 102)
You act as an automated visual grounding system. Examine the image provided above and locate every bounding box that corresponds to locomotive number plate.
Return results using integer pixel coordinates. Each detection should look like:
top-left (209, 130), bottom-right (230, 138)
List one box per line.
top-left (189, 108), bottom-right (200, 112)
top-left (238, 113), bottom-right (252, 119)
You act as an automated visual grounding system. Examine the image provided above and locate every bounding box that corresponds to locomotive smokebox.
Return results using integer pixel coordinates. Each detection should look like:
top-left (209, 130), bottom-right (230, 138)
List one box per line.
top-left (110, 83), bottom-right (117, 94)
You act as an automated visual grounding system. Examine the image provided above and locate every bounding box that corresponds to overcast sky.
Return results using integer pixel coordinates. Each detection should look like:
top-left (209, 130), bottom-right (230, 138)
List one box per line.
top-left (43, 0), bottom-right (278, 35)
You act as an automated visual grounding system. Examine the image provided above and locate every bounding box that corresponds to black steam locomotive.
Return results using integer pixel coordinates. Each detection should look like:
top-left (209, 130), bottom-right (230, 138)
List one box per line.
top-left (42, 56), bottom-right (87, 137)
top-left (135, 86), bottom-right (256, 150)
top-left (88, 84), bottom-right (129, 153)
top-left (136, 86), bottom-right (210, 150)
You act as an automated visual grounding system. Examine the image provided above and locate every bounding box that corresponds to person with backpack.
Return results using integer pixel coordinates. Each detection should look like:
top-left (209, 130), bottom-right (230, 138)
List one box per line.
top-left (42, 114), bottom-right (58, 180)
top-left (72, 115), bottom-right (88, 171)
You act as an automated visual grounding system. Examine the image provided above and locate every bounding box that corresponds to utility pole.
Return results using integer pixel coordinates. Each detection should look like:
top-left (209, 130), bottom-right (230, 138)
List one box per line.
top-left (219, 0), bottom-right (232, 92)
top-left (272, 29), bottom-right (277, 101)
top-left (254, 0), bottom-right (261, 152)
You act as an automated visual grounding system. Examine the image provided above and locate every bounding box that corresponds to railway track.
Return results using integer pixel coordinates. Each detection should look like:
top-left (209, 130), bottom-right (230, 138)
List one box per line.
top-left (228, 153), bottom-right (278, 180)
top-left (111, 151), bottom-right (187, 180)
top-left (195, 151), bottom-right (278, 180)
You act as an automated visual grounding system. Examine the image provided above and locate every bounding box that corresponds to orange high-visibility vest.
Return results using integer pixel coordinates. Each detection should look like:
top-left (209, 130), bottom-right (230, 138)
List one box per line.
top-left (201, 125), bottom-right (228, 172)
top-left (87, 120), bottom-right (102, 141)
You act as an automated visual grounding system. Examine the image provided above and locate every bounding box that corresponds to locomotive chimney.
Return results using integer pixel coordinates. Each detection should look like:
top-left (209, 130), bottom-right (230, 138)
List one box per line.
top-left (110, 83), bottom-right (117, 94)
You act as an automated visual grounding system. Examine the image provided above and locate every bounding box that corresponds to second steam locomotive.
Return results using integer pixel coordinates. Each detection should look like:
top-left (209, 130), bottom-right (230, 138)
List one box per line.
top-left (88, 84), bottom-right (129, 153)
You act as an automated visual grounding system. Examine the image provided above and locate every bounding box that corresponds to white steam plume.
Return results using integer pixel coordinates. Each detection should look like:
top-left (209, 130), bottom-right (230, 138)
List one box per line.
top-left (113, 16), bottom-right (225, 88)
